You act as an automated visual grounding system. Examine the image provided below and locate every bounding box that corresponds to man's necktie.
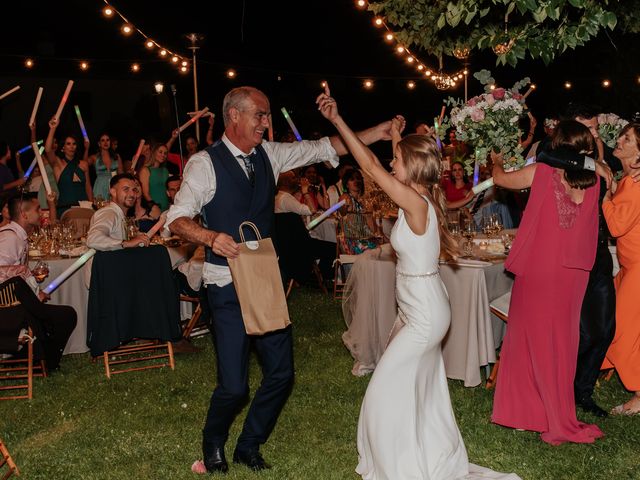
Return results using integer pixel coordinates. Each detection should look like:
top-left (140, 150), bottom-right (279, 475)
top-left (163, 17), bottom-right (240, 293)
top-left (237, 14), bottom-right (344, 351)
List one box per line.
top-left (240, 154), bottom-right (255, 187)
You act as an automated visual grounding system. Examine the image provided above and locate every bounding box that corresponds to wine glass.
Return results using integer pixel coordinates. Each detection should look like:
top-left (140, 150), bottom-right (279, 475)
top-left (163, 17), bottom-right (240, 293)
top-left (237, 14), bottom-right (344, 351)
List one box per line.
top-left (462, 220), bottom-right (475, 257)
top-left (31, 261), bottom-right (49, 283)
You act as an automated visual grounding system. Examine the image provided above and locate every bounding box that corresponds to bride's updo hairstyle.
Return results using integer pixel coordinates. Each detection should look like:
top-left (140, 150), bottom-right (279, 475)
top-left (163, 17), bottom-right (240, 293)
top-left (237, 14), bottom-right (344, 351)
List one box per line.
top-left (396, 134), bottom-right (458, 259)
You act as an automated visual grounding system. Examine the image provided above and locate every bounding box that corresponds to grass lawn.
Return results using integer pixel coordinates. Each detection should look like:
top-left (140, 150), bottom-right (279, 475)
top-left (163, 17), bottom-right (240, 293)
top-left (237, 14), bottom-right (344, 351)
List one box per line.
top-left (1, 287), bottom-right (639, 479)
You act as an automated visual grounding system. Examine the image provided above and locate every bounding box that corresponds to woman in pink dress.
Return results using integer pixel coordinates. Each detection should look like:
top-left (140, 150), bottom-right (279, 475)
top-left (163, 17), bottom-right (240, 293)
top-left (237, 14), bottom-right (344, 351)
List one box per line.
top-left (491, 120), bottom-right (604, 445)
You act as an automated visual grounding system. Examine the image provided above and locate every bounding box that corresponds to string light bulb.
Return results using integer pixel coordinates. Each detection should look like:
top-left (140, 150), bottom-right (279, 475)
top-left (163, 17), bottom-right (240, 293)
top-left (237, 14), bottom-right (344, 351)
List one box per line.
top-left (159, 49), bottom-right (167, 57)
top-left (131, 63), bottom-right (140, 72)
top-left (171, 56), bottom-right (179, 63)
top-left (385, 33), bottom-right (393, 42)
top-left (396, 46), bottom-right (404, 54)
top-left (25, 58), bottom-right (34, 68)
top-left (407, 81), bottom-right (416, 90)
top-left (180, 66), bottom-right (188, 73)
top-left (181, 60), bottom-right (188, 67)
top-left (602, 79), bottom-right (611, 88)
top-left (417, 65), bottom-right (424, 71)
top-left (374, 17), bottom-right (383, 27)
top-left (121, 24), bottom-right (133, 35)
top-left (145, 40), bottom-right (154, 49)
top-left (406, 56), bottom-right (414, 63)
top-left (356, 0), bottom-right (366, 8)
top-left (364, 79), bottom-right (373, 89)
top-left (103, 6), bottom-right (114, 17)
top-left (80, 61), bottom-right (89, 71)
top-left (321, 81), bottom-right (327, 88)
top-left (226, 69), bottom-right (236, 78)
top-left (564, 81), bottom-right (572, 89)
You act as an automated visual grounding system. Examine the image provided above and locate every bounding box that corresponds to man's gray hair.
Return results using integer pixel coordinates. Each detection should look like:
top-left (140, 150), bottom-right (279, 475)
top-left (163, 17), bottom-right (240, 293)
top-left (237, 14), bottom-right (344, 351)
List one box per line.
top-left (222, 86), bottom-right (265, 127)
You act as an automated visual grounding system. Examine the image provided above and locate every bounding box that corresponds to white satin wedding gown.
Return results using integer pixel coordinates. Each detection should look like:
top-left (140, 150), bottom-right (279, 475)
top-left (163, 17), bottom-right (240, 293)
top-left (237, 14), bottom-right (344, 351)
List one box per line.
top-left (355, 199), bottom-right (520, 480)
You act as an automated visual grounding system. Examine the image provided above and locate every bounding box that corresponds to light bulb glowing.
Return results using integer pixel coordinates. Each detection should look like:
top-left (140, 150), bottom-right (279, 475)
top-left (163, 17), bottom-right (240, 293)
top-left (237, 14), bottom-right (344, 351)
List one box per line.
top-left (602, 79), bottom-right (610, 87)
top-left (385, 33), bottom-right (393, 42)
top-left (159, 49), bottom-right (167, 57)
top-left (463, 69), bottom-right (468, 75)
top-left (396, 46), bottom-right (404, 54)
top-left (122, 24), bottom-right (133, 35)
top-left (80, 61), bottom-right (89, 71)
top-left (180, 66), bottom-right (188, 73)
top-left (489, 84), bottom-right (496, 90)
top-left (417, 65), bottom-right (424, 71)
top-left (131, 63), bottom-right (140, 72)
top-left (25, 58), bottom-right (34, 68)
top-left (425, 70), bottom-right (431, 76)
top-left (407, 81), bottom-right (415, 89)
top-left (227, 69), bottom-right (236, 78)
top-left (321, 81), bottom-right (327, 88)
top-left (564, 81), bottom-right (572, 89)
top-left (356, 0), bottom-right (366, 7)
top-left (145, 40), bottom-right (154, 49)
top-left (364, 79), bottom-right (373, 89)
top-left (103, 6), bottom-right (114, 17)
top-left (407, 56), bottom-right (414, 63)
top-left (374, 17), bottom-right (383, 26)
top-left (171, 56), bottom-right (179, 63)
top-left (154, 82), bottom-right (164, 94)
top-left (181, 60), bottom-right (188, 67)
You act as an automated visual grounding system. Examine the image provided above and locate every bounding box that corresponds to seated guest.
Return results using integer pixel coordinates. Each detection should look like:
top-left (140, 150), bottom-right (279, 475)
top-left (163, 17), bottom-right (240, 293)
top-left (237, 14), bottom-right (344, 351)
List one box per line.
top-left (276, 171), bottom-right (316, 215)
top-left (297, 165), bottom-right (328, 210)
top-left (602, 123), bottom-right (640, 415)
top-left (165, 175), bottom-right (182, 207)
top-left (326, 163), bottom-right (354, 207)
top-left (0, 195), bottom-right (76, 371)
top-left (87, 173), bottom-right (151, 251)
top-left (0, 197), bottom-right (9, 228)
top-left (442, 161), bottom-right (474, 210)
top-left (130, 179), bottom-right (161, 234)
top-left (338, 168), bottom-right (367, 213)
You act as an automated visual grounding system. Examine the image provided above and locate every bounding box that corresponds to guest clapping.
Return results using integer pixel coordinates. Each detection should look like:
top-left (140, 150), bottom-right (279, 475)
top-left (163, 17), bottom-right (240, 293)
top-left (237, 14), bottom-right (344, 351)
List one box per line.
top-left (601, 123), bottom-right (640, 415)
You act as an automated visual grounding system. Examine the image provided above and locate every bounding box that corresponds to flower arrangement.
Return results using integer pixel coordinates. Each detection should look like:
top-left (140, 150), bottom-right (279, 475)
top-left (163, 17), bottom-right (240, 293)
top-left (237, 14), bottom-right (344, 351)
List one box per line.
top-left (597, 113), bottom-right (628, 149)
top-left (446, 70), bottom-right (529, 173)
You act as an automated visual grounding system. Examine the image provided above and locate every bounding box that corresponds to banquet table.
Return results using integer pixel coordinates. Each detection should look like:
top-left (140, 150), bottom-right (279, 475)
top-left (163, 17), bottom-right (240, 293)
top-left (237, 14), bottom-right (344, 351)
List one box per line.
top-left (342, 244), bottom-right (513, 387)
top-left (28, 242), bottom-right (197, 355)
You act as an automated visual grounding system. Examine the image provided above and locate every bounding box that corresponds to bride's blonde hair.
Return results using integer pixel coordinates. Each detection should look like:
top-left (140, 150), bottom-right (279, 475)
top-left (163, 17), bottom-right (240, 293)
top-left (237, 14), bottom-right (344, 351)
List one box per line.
top-left (396, 134), bottom-right (459, 260)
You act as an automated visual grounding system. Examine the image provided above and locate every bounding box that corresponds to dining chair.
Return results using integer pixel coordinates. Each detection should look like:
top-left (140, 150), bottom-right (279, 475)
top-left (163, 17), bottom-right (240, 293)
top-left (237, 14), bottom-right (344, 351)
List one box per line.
top-left (485, 291), bottom-right (511, 390)
top-left (0, 438), bottom-right (19, 478)
top-left (60, 207), bottom-right (95, 239)
top-left (0, 278), bottom-right (47, 401)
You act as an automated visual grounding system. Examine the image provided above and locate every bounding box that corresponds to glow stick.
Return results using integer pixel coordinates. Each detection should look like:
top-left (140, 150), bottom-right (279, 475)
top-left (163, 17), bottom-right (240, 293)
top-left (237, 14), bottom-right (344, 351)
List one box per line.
top-left (42, 248), bottom-right (96, 294)
top-left (306, 200), bottom-right (346, 230)
top-left (434, 118), bottom-right (442, 150)
top-left (438, 105), bottom-right (446, 124)
top-left (145, 213), bottom-right (166, 238)
top-left (53, 80), bottom-right (74, 122)
top-left (472, 148), bottom-right (480, 186)
top-left (522, 84), bottom-right (536, 100)
top-left (33, 143), bottom-right (52, 194)
top-left (23, 147), bottom-right (45, 179)
top-left (178, 107), bottom-right (209, 133)
top-left (130, 139), bottom-right (145, 171)
top-left (187, 111), bottom-right (214, 118)
top-left (472, 177), bottom-right (494, 195)
top-left (29, 87), bottom-right (43, 126)
top-left (18, 139), bottom-right (43, 155)
top-left (281, 107), bottom-right (302, 141)
top-left (0, 85), bottom-right (20, 101)
top-left (74, 105), bottom-right (88, 140)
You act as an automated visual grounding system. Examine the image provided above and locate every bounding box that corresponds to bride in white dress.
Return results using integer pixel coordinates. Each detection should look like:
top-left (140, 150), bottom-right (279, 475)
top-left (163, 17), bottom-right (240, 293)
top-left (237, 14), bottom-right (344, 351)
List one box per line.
top-left (317, 86), bottom-right (520, 480)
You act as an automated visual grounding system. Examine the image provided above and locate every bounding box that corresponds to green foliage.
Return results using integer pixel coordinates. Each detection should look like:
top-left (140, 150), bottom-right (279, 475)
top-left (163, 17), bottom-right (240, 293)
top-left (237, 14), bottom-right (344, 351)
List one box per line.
top-left (369, 0), bottom-right (637, 66)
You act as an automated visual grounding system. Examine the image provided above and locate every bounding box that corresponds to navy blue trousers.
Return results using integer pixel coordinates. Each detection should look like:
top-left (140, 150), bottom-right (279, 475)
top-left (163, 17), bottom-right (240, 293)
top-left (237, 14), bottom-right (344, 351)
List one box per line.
top-left (202, 283), bottom-right (294, 454)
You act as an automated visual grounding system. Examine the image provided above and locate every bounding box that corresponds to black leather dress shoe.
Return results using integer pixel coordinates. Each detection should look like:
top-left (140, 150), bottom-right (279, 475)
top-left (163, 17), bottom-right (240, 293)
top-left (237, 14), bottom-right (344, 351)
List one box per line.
top-left (233, 449), bottom-right (271, 471)
top-left (577, 397), bottom-right (609, 418)
top-left (204, 446), bottom-right (229, 473)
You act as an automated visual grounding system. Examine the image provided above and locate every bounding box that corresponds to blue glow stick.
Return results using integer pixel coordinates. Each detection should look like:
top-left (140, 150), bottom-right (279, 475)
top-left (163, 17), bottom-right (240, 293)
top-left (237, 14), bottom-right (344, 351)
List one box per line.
top-left (306, 200), bottom-right (346, 230)
top-left (473, 148), bottom-right (480, 186)
top-left (281, 107), bottom-right (302, 141)
top-left (17, 139), bottom-right (43, 155)
top-left (42, 249), bottom-right (96, 294)
top-left (23, 146), bottom-right (45, 178)
top-left (74, 105), bottom-right (88, 140)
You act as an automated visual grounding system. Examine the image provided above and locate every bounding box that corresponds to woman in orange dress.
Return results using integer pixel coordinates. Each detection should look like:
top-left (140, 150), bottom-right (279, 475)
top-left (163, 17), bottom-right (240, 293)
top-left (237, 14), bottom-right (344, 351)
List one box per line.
top-left (602, 123), bottom-right (640, 415)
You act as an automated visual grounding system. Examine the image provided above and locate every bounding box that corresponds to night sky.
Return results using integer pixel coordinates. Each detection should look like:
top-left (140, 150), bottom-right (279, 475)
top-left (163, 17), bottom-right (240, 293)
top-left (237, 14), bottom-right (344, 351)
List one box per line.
top-left (1, 0), bottom-right (639, 158)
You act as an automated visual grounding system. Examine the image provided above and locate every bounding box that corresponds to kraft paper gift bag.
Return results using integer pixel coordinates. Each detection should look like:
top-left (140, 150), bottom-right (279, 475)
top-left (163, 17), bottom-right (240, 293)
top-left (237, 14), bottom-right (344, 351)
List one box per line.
top-left (228, 221), bottom-right (291, 335)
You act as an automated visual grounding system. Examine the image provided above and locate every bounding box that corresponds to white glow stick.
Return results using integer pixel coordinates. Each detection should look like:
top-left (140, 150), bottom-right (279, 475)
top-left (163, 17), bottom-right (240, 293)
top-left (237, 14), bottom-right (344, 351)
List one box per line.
top-left (130, 139), bottom-right (145, 171)
top-left (281, 107), bottom-right (302, 141)
top-left (145, 213), bottom-right (166, 238)
top-left (178, 107), bottom-right (209, 133)
top-left (29, 87), bottom-right (43, 126)
top-left (53, 80), bottom-right (74, 122)
top-left (472, 177), bottom-right (494, 195)
top-left (0, 85), bottom-right (20, 101)
top-left (187, 111), bottom-right (214, 118)
top-left (42, 248), bottom-right (96, 294)
top-left (23, 146), bottom-right (44, 179)
top-left (33, 143), bottom-right (52, 194)
top-left (306, 200), bottom-right (346, 230)
top-left (522, 84), bottom-right (536, 100)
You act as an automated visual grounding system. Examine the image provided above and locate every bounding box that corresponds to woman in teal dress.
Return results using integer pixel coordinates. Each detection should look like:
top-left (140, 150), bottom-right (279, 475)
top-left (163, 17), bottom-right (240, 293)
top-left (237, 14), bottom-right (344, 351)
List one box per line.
top-left (138, 141), bottom-right (170, 211)
top-left (89, 133), bottom-right (122, 200)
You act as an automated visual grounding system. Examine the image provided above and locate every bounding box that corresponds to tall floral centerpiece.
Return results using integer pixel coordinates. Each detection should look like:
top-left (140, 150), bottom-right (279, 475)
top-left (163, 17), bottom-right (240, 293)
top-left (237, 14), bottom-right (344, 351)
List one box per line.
top-left (447, 70), bottom-right (530, 177)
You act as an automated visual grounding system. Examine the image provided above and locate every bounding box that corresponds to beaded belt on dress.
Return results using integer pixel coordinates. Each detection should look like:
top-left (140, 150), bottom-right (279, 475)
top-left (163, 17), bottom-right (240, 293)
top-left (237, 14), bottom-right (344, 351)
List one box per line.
top-left (396, 269), bottom-right (439, 278)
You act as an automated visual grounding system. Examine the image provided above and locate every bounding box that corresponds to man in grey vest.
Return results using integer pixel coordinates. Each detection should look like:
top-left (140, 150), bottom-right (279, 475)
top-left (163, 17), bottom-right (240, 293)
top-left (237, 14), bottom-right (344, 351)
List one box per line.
top-left (167, 86), bottom-right (396, 473)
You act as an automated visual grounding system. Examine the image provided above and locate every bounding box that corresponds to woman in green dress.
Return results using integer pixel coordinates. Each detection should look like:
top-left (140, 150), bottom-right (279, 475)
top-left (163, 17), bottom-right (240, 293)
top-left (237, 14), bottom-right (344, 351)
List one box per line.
top-left (138, 141), bottom-right (170, 211)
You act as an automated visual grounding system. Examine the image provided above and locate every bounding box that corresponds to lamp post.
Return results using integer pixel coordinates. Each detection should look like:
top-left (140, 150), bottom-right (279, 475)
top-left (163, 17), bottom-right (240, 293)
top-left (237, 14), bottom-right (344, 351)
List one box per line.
top-left (186, 33), bottom-right (204, 142)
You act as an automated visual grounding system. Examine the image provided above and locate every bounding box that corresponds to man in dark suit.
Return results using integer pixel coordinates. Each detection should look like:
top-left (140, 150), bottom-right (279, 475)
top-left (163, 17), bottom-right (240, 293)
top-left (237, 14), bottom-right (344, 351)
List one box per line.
top-left (167, 86), bottom-right (396, 473)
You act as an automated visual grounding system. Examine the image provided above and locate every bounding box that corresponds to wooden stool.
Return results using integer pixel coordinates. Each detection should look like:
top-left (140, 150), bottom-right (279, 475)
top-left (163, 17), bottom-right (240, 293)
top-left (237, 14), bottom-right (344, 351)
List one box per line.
top-left (0, 439), bottom-right (19, 478)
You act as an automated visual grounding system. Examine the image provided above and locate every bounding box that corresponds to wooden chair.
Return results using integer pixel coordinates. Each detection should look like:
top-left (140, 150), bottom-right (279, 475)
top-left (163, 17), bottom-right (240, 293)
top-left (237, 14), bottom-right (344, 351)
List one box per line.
top-left (485, 291), bottom-right (511, 390)
top-left (0, 279), bottom-right (47, 401)
top-left (179, 295), bottom-right (210, 339)
top-left (60, 207), bottom-right (94, 239)
top-left (0, 438), bottom-right (19, 478)
top-left (103, 341), bottom-right (175, 379)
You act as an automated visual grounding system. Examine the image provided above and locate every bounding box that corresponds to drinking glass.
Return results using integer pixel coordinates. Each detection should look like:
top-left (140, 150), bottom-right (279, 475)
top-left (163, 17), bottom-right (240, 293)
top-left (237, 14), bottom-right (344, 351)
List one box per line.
top-left (31, 261), bottom-right (49, 283)
top-left (462, 220), bottom-right (475, 257)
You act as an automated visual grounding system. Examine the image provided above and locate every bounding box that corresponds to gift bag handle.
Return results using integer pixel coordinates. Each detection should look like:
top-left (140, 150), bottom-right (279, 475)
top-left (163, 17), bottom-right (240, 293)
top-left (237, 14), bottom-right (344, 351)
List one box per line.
top-left (238, 221), bottom-right (262, 243)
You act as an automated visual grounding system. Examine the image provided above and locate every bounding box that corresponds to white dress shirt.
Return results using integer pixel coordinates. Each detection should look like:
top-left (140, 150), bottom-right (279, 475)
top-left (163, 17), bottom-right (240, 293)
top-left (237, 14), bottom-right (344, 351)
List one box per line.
top-left (275, 191), bottom-right (313, 216)
top-left (0, 221), bottom-right (39, 291)
top-left (166, 134), bottom-right (339, 286)
top-left (86, 202), bottom-right (128, 251)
